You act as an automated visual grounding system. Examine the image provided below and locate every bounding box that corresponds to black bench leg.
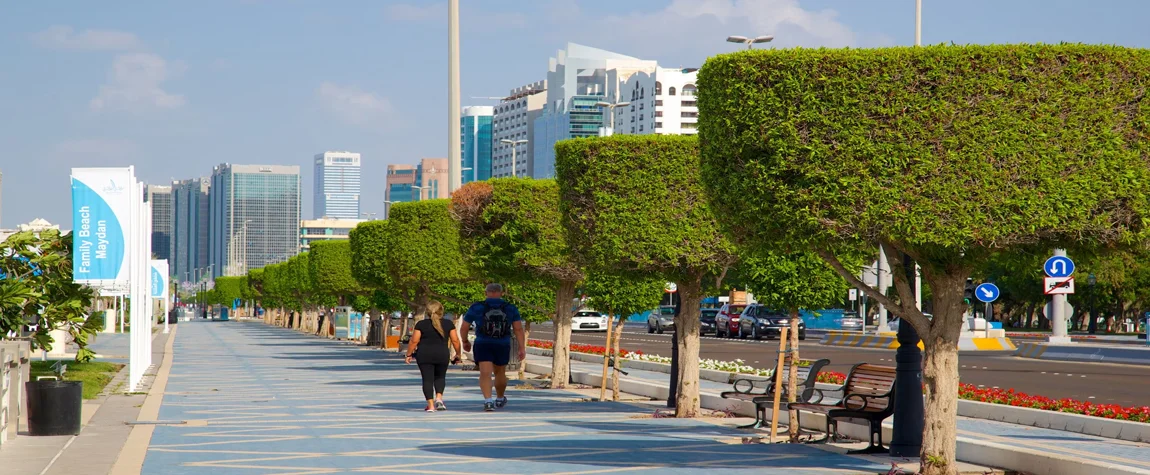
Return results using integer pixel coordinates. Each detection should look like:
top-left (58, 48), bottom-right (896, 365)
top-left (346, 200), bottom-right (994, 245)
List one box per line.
top-left (737, 404), bottom-right (765, 429)
top-left (812, 418), bottom-right (833, 444)
top-left (846, 420), bottom-right (888, 455)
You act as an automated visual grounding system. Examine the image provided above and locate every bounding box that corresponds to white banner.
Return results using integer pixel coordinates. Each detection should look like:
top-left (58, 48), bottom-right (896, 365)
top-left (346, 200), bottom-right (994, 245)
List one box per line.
top-left (150, 259), bottom-right (169, 300)
top-left (71, 168), bottom-right (134, 287)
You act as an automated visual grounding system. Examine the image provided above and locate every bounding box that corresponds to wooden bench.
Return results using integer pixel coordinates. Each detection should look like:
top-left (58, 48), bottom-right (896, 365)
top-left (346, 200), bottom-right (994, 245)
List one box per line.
top-left (720, 358), bottom-right (830, 429)
top-left (790, 363), bottom-right (896, 454)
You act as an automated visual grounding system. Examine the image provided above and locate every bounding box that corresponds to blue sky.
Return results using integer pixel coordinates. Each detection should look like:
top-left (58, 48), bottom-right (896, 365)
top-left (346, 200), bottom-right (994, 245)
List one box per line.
top-left (2, 0), bottom-right (1148, 228)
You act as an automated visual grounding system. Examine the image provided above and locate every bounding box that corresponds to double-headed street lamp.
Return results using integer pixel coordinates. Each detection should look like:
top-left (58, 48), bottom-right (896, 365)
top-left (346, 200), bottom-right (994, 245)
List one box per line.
top-left (500, 139), bottom-right (528, 177)
top-left (595, 101), bottom-right (631, 137)
top-left (726, 35), bottom-right (774, 49)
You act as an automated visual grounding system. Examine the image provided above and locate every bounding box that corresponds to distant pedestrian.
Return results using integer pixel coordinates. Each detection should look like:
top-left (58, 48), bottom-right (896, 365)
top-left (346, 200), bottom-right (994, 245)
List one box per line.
top-left (405, 301), bottom-right (463, 412)
top-left (460, 283), bottom-right (526, 412)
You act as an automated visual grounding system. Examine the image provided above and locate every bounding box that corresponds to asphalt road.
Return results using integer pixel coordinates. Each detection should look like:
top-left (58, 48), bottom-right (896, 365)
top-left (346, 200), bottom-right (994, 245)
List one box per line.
top-left (529, 323), bottom-right (1150, 407)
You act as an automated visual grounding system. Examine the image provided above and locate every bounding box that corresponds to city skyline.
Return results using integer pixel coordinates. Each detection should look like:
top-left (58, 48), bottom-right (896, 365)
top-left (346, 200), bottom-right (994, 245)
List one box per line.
top-left (3, 1), bottom-right (1150, 227)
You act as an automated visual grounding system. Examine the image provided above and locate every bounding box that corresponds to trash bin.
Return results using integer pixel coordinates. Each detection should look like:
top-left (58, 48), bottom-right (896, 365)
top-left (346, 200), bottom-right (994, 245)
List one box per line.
top-left (25, 379), bottom-right (82, 436)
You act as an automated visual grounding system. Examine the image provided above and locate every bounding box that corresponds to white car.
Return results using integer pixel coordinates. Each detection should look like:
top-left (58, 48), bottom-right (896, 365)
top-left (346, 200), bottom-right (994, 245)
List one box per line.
top-left (572, 310), bottom-right (610, 332)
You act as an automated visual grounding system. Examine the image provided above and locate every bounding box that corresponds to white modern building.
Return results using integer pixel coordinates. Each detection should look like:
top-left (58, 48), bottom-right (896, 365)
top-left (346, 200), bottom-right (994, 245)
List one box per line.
top-left (612, 67), bottom-right (699, 136)
top-left (532, 43), bottom-right (657, 178)
top-left (492, 81), bottom-right (546, 179)
top-left (313, 151), bottom-right (362, 220)
top-left (300, 217), bottom-right (364, 252)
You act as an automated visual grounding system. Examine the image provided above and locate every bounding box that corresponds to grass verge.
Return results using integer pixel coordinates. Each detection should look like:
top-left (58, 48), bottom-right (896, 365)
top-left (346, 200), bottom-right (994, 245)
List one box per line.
top-left (30, 361), bottom-right (124, 399)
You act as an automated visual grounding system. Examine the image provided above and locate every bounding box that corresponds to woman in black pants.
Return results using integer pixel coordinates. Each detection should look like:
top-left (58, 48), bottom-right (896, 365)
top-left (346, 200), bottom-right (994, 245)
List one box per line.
top-left (405, 301), bottom-right (462, 412)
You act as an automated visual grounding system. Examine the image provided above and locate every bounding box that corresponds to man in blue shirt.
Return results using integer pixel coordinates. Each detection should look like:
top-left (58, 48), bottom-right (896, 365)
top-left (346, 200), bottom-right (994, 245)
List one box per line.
top-left (461, 283), bottom-right (526, 412)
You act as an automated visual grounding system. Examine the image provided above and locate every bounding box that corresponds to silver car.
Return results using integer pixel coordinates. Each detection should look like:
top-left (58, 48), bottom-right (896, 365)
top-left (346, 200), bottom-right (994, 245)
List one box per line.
top-left (841, 312), bottom-right (863, 331)
top-left (647, 306), bottom-right (676, 334)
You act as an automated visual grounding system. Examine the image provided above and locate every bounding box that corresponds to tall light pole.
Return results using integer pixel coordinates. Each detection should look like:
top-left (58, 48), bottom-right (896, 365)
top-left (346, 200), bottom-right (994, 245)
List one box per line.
top-left (726, 35), bottom-right (774, 49)
top-left (412, 185), bottom-right (429, 201)
top-left (915, 0), bottom-right (922, 46)
top-left (447, 0), bottom-right (462, 194)
top-left (595, 101), bottom-right (631, 137)
top-left (500, 139), bottom-right (528, 177)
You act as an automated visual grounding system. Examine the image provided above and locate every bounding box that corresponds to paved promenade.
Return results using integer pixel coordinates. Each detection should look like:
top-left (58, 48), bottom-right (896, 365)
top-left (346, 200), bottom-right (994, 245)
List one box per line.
top-left (138, 320), bottom-right (892, 474)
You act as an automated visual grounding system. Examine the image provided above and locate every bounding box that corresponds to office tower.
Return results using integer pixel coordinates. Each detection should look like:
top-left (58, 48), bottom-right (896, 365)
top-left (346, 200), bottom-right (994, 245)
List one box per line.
top-left (383, 159), bottom-right (449, 218)
top-left (313, 151), bottom-right (362, 219)
top-left (533, 43), bottom-right (656, 178)
top-left (384, 164), bottom-right (416, 219)
top-left (172, 178), bottom-right (211, 283)
top-left (460, 107), bottom-right (493, 184)
top-left (208, 164), bottom-right (301, 278)
top-left (144, 184), bottom-right (173, 266)
top-left (491, 81), bottom-right (546, 178)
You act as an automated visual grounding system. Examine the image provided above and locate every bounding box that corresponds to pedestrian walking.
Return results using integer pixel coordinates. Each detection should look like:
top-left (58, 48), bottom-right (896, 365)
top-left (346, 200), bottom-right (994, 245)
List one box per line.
top-left (460, 283), bottom-right (526, 412)
top-left (405, 300), bottom-right (463, 412)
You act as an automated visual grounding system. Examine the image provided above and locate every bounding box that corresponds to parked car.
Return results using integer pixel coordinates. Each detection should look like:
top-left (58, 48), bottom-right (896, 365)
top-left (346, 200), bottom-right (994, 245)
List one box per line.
top-left (841, 311), bottom-right (863, 331)
top-left (700, 308), bottom-right (719, 335)
top-left (572, 310), bottom-right (609, 332)
top-left (647, 306), bottom-right (676, 334)
top-left (714, 303), bottom-right (749, 338)
top-left (738, 304), bottom-right (806, 340)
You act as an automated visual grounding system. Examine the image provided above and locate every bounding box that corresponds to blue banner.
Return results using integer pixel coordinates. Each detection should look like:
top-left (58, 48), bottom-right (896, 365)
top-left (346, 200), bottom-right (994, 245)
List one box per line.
top-left (71, 169), bottom-right (131, 285)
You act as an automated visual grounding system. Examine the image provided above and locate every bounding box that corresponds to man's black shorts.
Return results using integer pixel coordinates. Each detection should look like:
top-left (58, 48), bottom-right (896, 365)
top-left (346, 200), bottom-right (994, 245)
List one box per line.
top-left (472, 341), bottom-right (511, 366)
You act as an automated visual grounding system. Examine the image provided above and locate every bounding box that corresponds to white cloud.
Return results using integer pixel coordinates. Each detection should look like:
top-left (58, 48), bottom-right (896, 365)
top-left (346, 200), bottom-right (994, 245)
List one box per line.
top-left (32, 25), bottom-right (143, 51)
top-left (316, 82), bottom-right (393, 126)
top-left (90, 53), bottom-right (187, 111)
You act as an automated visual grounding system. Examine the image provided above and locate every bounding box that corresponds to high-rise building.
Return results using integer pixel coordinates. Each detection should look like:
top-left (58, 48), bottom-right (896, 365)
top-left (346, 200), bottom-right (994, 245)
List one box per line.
top-left (384, 164), bottom-right (416, 219)
top-left (533, 43), bottom-right (657, 178)
top-left (313, 151), bottom-right (362, 219)
top-left (460, 107), bottom-right (494, 184)
top-left (208, 164), bottom-right (301, 278)
top-left (492, 81), bottom-right (546, 179)
top-left (300, 218), bottom-right (365, 252)
top-left (144, 184), bottom-right (173, 266)
top-left (383, 159), bottom-right (448, 217)
top-left (172, 178), bottom-right (211, 284)
top-left (612, 67), bottom-right (699, 136)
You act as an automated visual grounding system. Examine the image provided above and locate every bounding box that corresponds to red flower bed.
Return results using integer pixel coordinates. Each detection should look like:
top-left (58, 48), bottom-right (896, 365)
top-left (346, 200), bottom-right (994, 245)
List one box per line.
top-left (527, 339), bottom-right (641, 358)
top-left (959, 384), bottom-right (1150, 423)
top-left (530, 340), bottom-right (1150, 423)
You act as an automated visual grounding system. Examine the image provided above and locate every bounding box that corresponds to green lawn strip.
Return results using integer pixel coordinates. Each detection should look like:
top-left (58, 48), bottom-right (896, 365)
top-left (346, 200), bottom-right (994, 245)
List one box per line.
top-left (30, 361), bottom-right (124, 399)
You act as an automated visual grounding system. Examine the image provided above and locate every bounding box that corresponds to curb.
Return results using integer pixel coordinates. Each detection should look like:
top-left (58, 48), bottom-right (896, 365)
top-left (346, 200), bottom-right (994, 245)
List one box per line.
top-left (819, 331), bottom-right (1016, 351)
top-left (1015, 342), bottom-right (1150, 366)
top-left (528, 359), bottom-right (1150, 475)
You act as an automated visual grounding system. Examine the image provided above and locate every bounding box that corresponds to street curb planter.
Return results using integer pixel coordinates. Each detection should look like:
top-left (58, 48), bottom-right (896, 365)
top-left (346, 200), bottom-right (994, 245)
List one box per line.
top-left (25, 379), bottom-right (82, 436)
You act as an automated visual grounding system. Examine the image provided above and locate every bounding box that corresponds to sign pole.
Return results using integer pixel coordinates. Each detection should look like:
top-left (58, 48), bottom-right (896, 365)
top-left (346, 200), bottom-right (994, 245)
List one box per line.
top-left (1048, 249), bottom-right (1073, 344)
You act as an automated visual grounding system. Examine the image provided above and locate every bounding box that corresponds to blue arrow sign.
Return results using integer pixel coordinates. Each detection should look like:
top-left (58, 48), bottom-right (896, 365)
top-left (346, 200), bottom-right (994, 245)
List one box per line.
top-left (1044, 256), bottom-right (1075, 278)
top-left (975, 283), bottom-right (1000, 303)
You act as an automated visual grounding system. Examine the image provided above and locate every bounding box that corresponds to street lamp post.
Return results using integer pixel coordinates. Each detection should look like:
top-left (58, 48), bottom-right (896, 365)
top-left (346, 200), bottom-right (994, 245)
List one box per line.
top-left (594, 101), bottom-right (631, 137)
top-left (447, 0), bottom-right (461, 194)
top-left (726, 35), bottom-right (774, 49)
top-left (500, 139), bottom-right (528, 177)
top-left (889, 253), bottom-right (924, 457)
top-left (412, 185), bottom-right (430, 201)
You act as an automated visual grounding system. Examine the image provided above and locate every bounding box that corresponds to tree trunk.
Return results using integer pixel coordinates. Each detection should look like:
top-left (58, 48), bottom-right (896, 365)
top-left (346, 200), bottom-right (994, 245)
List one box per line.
top-left (611, 315), bottom-right (625, 401)
top-left (673, 275), bottom-right (704, 418)
top-left (381, 311), bottom-right (392, 350)
top-left (787, 307), bottom-right (801, 442)
top-left (919, 273), bottom-right (968, 475)
top-left (550, 280), bottom-right (577, 389)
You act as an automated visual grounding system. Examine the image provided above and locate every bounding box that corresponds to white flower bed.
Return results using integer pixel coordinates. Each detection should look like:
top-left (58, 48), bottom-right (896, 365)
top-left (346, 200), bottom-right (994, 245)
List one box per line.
top-left (625, 353), bottom-right (774, 377)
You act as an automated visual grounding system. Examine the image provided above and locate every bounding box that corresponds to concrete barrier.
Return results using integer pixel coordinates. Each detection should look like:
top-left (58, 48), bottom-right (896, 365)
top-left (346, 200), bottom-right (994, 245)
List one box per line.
top-left (1015, 342), bottom-right (1150, 366)
top-left (819, 331), bottom-right (1015, 351)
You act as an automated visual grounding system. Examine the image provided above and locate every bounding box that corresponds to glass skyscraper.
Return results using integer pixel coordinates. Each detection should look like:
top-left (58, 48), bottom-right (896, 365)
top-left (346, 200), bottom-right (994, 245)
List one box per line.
top-left (461, 106), bottom-right (493, 183)
top-left (208, 164), bottom-right (301, 278)
top-left (144, 184), bottom-right (172, 270)
top-left (313, 151), bottom-right (362, 219)
top-left (172, 178), bottom-right (210, 284)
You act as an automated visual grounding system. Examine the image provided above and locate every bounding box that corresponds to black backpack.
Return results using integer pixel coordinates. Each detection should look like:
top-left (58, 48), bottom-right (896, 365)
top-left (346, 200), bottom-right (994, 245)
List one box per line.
top-left (480, 303), bottom-right (511, 339)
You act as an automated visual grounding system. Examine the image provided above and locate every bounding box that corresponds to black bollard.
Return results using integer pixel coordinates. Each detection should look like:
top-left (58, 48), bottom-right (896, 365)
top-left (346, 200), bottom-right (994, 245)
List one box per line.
top-left (668, 298), bottom-right (681, 408)
top-left (890, 253), bottom-right (924, 457)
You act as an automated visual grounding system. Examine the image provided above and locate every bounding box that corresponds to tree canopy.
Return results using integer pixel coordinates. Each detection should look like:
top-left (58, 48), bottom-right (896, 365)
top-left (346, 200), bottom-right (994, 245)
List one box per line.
top-left (309, 240), bottom-right (363, 303)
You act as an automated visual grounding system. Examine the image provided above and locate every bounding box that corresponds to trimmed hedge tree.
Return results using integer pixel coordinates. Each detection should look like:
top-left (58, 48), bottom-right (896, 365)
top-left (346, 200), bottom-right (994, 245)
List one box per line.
top-left (556, 135), bottom-right (736, 417)
top-left (698, 44), bottom-right (1150, 474)
top-left (452, 178), bottom-right (583, 388)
